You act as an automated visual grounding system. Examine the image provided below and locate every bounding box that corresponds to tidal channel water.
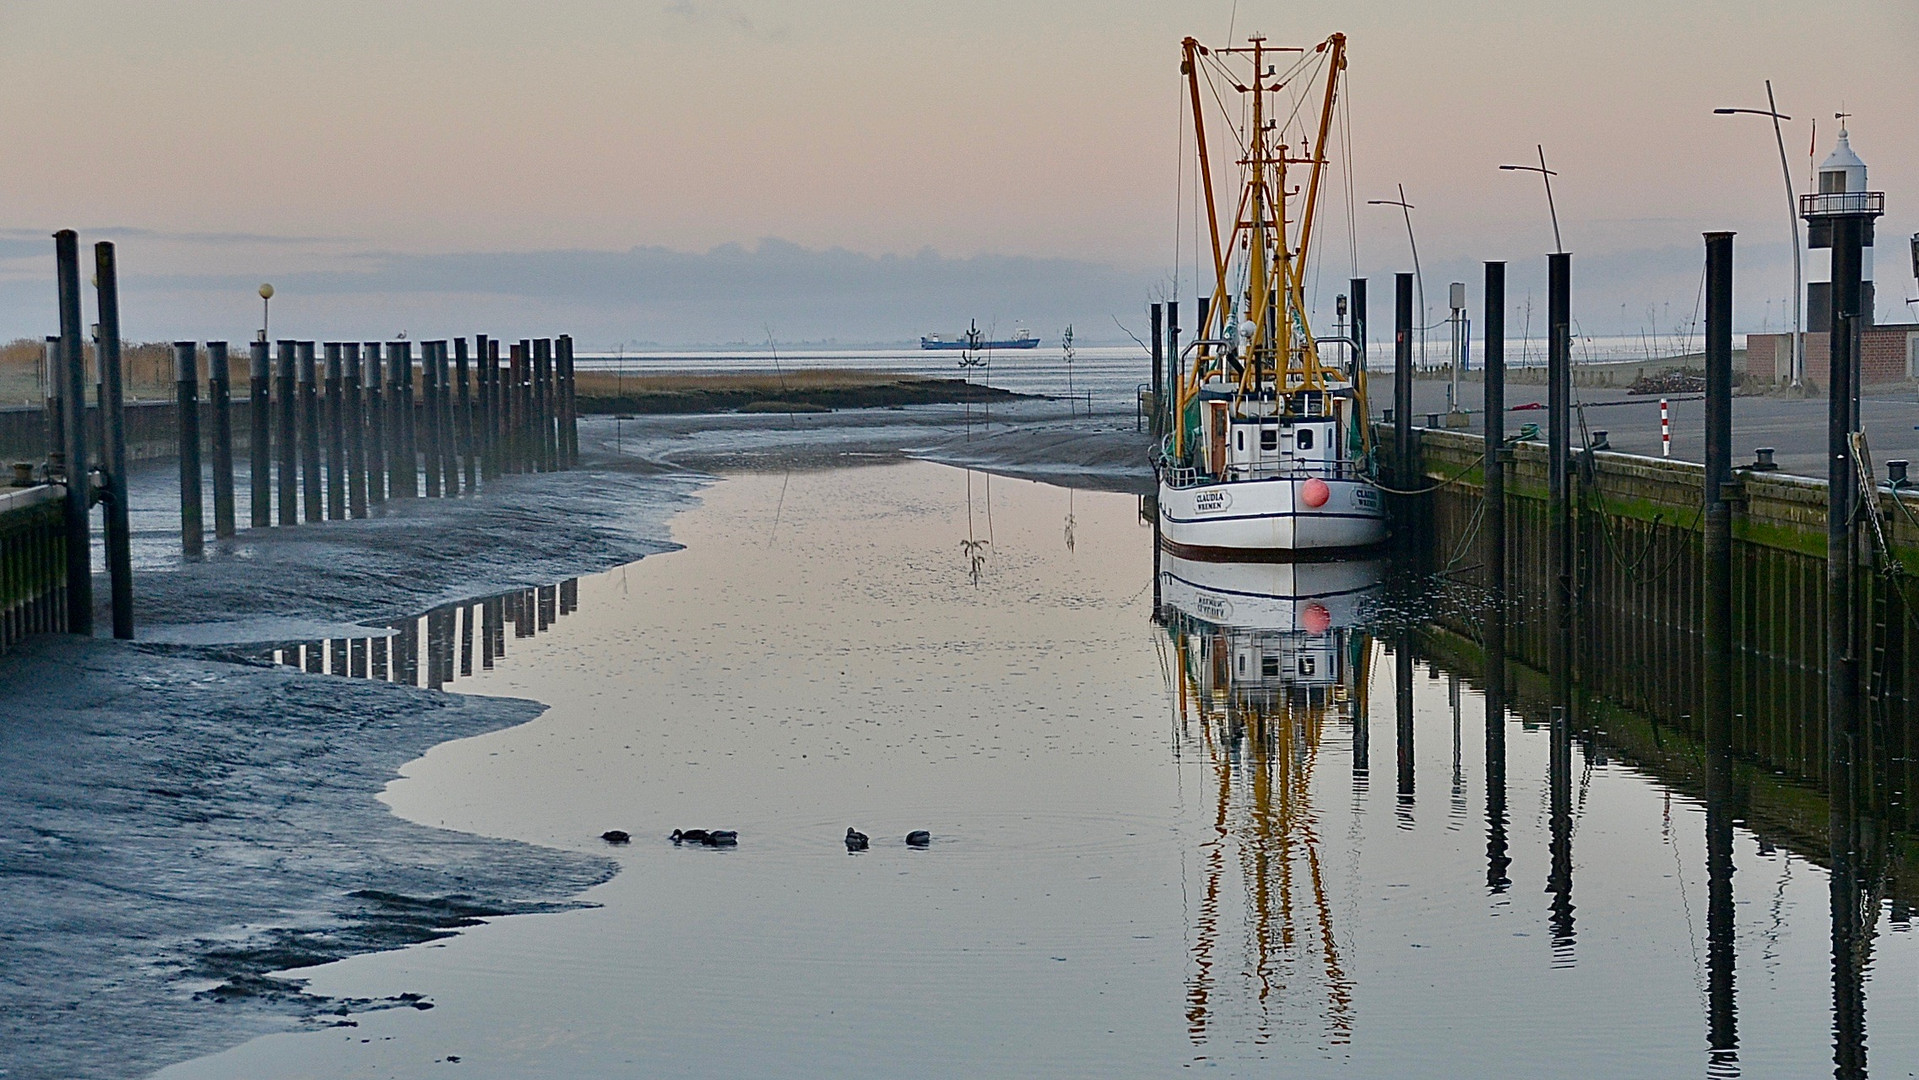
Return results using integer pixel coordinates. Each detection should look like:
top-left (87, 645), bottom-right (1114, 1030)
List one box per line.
top-left (162, 461), bottom-right (1918, 1078)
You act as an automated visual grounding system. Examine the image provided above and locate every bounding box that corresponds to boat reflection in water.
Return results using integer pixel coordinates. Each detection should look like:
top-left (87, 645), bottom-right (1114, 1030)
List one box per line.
top-left (1154, 550), bottom-right (1383, 1050)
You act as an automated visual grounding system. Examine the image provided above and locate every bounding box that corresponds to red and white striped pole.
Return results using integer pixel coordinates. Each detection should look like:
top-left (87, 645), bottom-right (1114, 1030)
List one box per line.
top-left (1661, 398), bottom-right (1671, 458)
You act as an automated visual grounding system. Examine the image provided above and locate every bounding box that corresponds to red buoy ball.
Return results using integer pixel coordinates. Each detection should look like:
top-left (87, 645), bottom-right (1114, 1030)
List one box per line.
top-left (1301, 477), bottom-right (1331, 508)
top-left (1302, 602), bottom-right (1333, 634)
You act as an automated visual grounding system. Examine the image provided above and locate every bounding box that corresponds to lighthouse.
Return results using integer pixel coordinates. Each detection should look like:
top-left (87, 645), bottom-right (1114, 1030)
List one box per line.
top-left (1807, 122), bottom-right (1876, 328)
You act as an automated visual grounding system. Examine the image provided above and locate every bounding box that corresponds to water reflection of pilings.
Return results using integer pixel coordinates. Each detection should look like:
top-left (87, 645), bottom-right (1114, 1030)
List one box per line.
top-left (1546, 704), bottom-right (1575, 964)
top-left (267, 578), bottom-right (579, 690)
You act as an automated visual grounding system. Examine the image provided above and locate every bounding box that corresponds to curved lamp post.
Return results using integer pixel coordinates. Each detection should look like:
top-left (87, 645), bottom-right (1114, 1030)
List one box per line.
top-left (1499, 145), bottom-right (1563, 255)
top-left (1368, 185), bottom-right (1427, 370)
top-left (1715, 81), bottom-right (1804, 386)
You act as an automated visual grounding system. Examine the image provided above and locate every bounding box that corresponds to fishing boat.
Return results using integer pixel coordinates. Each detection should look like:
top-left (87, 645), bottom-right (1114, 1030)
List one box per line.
top-left (920, 325), bottom-right (1041, 350)
top-left (1155, 33), bottom-right (1387, 558)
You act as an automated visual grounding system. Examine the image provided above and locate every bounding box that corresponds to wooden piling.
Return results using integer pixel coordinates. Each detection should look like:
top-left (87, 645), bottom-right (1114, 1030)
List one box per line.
top-left (324, 343), bottom-right (346, 520)
top-left (275, 340), bottom-right (297, 526)
top-left (364, 343), bottom-right (387, 506)
top-left (456, 338), bottom-right (474, 491)
top-left (509, 342), bottom-right (528, 474)
top-left (533, 339), bottom-right (553, 472)
top-left (390, 342), bottom-right (415, 498)
top-left (560, 335), bottom-right (578, 467)
top-left (54, 231), bottom-right (92, 634)
top-left (206, 341), bottom-right (236, 540)
top-left (297, 342), bottom-right (322, 523)
top-left (249, 341), bottom-right (271, 528)
top-left (174, 342), bottom-right (205, 558)
top-left (345, 343), bottom-right (368, 518)
top-left (476, 335), bottom-right (495, 481)
top-left (422, 342), bottom-right (443, 498)
top-left (439, 342), bottom-right (458, 493)
top-left (94, 244), bottom-right (135, 637)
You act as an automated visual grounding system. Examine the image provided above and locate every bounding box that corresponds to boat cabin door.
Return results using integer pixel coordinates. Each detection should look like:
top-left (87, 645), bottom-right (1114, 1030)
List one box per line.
top-left (1207, 402), bottom-right (1229, 475)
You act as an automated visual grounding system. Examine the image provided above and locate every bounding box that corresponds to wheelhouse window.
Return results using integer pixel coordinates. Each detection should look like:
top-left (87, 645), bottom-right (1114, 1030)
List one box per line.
top-left (1297, 428), bottom-right (1315, 451)
top-left (1261, 427), bottom-right (1277, 451)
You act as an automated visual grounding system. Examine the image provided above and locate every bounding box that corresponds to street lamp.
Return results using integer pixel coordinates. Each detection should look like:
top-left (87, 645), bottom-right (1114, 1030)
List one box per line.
top-left (258, 283), bottom-right (274, 343)
top-left (1368, 184), bottom-right (1427, 370)
top-left (1499, 145), bottom-right (1563, 254)
top-left (1715, 80), bottom-right (1803, 386)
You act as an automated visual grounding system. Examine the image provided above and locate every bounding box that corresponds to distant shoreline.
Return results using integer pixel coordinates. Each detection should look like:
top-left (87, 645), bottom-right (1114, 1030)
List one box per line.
top-left (573, 368), bottom-right (1026, 415)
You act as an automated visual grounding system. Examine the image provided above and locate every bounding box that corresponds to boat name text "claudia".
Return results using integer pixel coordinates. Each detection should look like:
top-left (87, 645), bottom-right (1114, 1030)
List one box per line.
top-left (1352, 487), bottom-right (1381, 509)
top-left (1194, 490), bottom-right (1233, 514)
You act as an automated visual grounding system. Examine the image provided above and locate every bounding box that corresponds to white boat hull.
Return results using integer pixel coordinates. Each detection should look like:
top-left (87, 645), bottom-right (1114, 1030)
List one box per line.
top-left (1157, 474), bottom-right (1387, 556)
top-left (1158, 553), bottom-right (1384, 632)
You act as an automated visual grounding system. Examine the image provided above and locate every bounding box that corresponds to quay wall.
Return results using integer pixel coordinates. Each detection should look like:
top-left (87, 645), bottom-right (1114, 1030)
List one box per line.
top-left (0, 486), bottom-right (68, 653)
top-left (1392, 425), bottom-right (1919, 829)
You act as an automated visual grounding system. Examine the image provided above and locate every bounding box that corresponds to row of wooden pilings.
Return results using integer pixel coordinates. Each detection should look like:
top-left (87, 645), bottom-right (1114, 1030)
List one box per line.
top-left (170, 335), bottom-right (580, 557)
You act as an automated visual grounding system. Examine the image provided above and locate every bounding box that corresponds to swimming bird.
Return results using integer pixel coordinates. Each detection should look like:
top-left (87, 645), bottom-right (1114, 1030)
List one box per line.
top-left (706, 830), bottom-right (739, 846)
top-left (601, 830), bottom-right (631, 845)
top-left (845, 827), bottom-right (869, 851)
top-left (671, 829), bottom-right (710, 845)
top-left (906, 830), bottom-right (931, 847)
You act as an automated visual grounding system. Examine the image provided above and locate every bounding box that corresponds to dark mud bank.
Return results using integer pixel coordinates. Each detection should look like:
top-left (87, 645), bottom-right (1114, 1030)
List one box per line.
top-left (0, 638), bottom-right (613, 1080)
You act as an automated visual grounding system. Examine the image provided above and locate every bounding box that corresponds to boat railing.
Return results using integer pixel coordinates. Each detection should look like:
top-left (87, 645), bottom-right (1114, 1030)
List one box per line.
top-left (1159, 459), bottom-right (1369, 489)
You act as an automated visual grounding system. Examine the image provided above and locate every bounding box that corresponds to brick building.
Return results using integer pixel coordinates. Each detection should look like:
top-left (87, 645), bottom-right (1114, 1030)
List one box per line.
top-left (1747, 325), bottom-right (1919, 387)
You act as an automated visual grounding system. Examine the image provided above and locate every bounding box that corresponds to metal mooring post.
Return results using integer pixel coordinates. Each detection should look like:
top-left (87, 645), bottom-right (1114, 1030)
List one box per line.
top-left (440, 340), bottom-right (458, 491)
top-left (1702, 232), bottom-right (1735, 756)
top-left (94, 242), bottom-right (134, 636)
top-left (1165, 302), bottom-right (1180, 442)
top-left (206, 342), bottom-right (236, 540)
top-left (1148, 304), bottom-right (1163, 441)
top-left (1395, 633), bottom-right (1415, 808)
top-left (248, 341), bottom-right (271, 527)
top-left (1482, 260), bottom-right (1507, 711)
top-left (1703, 236), bottom-right (1740, 1071)
top-left (174, 342), bottom-right (205, 558)
top-left (1815, 201), bottom-right (1876, 833)
top-left (1547, 252), bottom-right (1572, 700)
top-left (54, 231), bottom-right (93, 634)
top-left (1393, 272), bottom-right (1414, 491)
top-left (1350, 276), bottom-right (1368, 392)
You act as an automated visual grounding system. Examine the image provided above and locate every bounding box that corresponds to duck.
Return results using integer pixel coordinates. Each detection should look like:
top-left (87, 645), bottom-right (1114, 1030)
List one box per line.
top-left (670, 829), bottom-right (709, 845)
top-left (705, 830), bottom-right (739, 846)
top-left (845, 827), bottom-right (869, 851)
top-left (600, 830), bottom-right (631, 845)
top-left (905, 830), bottom-right (931, 847)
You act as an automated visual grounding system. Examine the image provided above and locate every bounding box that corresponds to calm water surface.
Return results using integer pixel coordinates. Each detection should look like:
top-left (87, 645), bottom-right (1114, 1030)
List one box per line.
top-left (162, 462), bottom-right (1919, 1078)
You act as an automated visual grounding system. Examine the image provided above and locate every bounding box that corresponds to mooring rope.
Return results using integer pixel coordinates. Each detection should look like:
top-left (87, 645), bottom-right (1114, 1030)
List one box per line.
top-left (1369, 450), bottom-right (1487, 496)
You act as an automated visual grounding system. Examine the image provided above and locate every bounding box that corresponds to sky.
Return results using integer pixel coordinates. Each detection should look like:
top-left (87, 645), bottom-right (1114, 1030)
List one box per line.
top-left (1, 0), bottom-right (1914, 347)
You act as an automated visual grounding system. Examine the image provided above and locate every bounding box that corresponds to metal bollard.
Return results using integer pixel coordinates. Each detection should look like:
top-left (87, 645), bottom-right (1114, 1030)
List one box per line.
top-left (207, 341), bottom-right (236, 539)
top-left (324, 342), bottom-right (346, 519)
top-left (297, 341), bottom-right (322, 523)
